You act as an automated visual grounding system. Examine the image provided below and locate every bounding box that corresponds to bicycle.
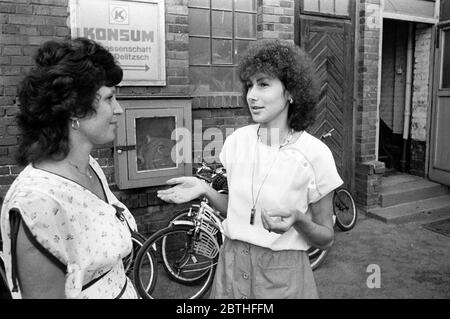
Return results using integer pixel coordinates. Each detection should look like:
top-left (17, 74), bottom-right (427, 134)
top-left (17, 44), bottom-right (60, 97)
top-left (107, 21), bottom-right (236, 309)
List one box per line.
top-left (133, 163), bottom-right (226, 299)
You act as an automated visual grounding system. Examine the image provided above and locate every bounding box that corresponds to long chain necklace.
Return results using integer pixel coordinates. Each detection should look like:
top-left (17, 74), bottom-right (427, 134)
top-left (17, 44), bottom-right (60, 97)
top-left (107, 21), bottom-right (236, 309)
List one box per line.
top-left (68, 160), bottom-right (93, 179)
top-left (250, 126), bottom-right (294, 225)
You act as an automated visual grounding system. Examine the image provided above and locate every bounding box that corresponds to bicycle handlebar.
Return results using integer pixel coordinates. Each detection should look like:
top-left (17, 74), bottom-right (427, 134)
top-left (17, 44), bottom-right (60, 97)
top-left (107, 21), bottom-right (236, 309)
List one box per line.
top-left (320, 128), bottom-right (335, 140)
top-left (195, 162), bottom-right (213, 182)
top-left (194, 162), bottom-right (227, 192)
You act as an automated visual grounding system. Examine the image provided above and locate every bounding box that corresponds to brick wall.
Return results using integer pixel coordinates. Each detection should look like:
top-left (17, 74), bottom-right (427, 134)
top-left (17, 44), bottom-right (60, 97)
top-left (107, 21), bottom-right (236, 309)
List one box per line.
top-left (257, 0), bottom-right (294, 42)
top-left (354, 0), bottom-right (385, 212)
top-left (410, 23), bottom-right (432, 177)
top-left (0, 0), bottom-right (70, 200)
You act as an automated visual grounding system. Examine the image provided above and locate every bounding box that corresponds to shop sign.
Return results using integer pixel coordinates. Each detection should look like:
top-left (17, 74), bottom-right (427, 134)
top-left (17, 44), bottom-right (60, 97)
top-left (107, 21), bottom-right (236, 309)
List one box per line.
top-left (69, 0), bottom-right (166, 86)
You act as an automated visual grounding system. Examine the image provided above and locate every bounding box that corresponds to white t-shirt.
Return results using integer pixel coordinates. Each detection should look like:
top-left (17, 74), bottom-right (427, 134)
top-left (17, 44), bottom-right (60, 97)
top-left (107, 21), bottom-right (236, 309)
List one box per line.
top-left (219, 124), bottom-right (343, 251)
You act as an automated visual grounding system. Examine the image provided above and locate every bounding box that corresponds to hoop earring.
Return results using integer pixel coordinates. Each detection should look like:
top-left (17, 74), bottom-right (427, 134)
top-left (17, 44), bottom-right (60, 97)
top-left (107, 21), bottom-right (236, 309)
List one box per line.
top-left (289, 98), bottom-right (294, 104)
top-left (71, 119), bottom-right (80, 130)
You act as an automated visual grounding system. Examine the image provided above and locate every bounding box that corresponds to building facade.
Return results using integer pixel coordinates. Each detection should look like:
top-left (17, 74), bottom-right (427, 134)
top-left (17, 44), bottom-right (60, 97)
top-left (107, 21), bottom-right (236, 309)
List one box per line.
top-left (0, 0), bottom-right (445, 236)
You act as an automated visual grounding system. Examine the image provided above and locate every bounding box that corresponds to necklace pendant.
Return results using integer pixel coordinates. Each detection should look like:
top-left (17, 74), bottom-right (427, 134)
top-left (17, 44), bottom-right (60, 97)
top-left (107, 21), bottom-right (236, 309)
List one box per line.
top-left (250, 208), bottom-right (256, 225)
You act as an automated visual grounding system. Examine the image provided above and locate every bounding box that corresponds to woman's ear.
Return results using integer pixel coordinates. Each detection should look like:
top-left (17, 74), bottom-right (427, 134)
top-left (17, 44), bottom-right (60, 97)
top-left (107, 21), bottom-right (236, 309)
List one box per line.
top-left (70, 118), bottom-right (80, 130)
top-left (285, 91), bottom-right (293, 104)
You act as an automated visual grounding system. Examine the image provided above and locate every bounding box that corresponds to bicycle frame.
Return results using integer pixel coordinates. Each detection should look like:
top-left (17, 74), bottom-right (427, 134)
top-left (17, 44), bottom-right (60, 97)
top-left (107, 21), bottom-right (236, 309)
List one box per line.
top-left (171, 201), bottom-right (225, 243)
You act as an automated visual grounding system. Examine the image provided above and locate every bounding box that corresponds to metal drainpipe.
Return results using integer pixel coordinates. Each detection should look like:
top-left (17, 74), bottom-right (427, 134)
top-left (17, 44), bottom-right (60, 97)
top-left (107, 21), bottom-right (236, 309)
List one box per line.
top-left (401, 22), bottom-right (414, 172)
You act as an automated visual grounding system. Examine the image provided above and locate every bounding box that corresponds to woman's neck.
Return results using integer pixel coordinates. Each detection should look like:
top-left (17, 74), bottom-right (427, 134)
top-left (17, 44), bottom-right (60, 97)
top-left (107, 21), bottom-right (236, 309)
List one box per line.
top-left (64, 152), bottom-right (90, 172)
top-left (65, 135), bottom-right (93, 170)
top-left (257, 124), bottom-right (292, 147)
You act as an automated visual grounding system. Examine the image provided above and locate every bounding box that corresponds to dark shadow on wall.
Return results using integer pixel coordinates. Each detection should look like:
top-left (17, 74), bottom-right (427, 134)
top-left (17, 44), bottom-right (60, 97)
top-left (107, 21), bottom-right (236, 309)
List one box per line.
top-left (379, 118), bottom-right (406, 172)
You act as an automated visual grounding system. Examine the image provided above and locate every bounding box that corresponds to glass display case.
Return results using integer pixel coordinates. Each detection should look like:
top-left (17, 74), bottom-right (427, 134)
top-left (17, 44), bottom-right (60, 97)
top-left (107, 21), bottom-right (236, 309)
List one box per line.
top-left (114, 98), bottom-right (192, 189)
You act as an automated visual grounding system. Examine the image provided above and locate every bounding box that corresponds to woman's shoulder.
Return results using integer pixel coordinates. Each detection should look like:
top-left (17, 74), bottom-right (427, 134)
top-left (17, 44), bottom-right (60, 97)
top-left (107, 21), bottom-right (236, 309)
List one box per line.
top-left (225, 124), bottom-right (257, 143)
top-left (297, 131), bottom-right (330, 153)
top-left (292, 131), bottom-right (334, 165)
top-left (3, 164), bottom-right (72, 209)
top-left (1, 179), bottom-right (62, 225)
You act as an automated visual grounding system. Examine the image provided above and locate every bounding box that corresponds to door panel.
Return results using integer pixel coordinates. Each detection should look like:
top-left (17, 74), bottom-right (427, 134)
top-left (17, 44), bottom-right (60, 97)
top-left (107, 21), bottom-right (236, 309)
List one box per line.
top-left (433, 97), bottom-right (450, 169)
top-left (298, 13), bottom-right (355, 188)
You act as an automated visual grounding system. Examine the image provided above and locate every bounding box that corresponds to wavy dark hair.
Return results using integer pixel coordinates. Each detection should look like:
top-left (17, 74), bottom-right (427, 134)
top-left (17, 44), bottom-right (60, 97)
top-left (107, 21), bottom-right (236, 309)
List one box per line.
top-left (238, 39), bottom-right (319, 131)
top-left (16, 37), bottom-right (123, 166)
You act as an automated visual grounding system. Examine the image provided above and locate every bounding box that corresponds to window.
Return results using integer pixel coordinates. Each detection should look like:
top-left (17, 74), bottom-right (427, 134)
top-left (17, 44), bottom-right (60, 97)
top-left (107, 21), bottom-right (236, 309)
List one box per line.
top-left (303, 0), bottom-right (349, 16)
top-left (189, 0), bottom-right (257, 95)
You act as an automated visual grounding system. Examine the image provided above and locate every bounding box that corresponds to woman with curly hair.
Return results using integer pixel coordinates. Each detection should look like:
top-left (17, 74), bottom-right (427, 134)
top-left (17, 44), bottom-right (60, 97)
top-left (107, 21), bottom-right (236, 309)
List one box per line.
top-left (157, 40), bottom-right (343, 298)
top-left (0, 37), bottom-right (138, 299)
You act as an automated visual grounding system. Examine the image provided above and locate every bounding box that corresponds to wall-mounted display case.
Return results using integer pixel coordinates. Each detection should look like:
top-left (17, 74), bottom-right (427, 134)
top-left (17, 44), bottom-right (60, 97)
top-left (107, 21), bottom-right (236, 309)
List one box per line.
top-left (114, 97), bottom-right (192, 189)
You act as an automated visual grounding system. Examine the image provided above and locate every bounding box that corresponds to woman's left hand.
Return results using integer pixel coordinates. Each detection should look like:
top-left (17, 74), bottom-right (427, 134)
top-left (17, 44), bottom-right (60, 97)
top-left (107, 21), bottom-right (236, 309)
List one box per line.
top-left (261, 207), bottom-right (311, 234)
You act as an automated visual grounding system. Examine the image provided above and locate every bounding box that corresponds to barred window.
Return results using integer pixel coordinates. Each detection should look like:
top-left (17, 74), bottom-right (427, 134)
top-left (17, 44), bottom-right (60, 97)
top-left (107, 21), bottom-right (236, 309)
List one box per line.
top-left (189, 0), bottom-right (257, 95)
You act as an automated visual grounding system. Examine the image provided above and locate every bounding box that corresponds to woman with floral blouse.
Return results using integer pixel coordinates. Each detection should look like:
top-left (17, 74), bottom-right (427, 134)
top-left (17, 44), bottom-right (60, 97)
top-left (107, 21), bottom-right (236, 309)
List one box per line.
top-left (0, 38), bottom-right (138, 299)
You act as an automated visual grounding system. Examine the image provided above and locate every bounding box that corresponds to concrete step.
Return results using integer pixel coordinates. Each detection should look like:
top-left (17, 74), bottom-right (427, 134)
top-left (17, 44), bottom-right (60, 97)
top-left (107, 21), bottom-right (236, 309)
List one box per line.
top-left (379, 179), bottom-right (450, 207)
top-left (381, 173), bottom-right (422, 187)
top-left (367, 194), bottom-right (450, 224)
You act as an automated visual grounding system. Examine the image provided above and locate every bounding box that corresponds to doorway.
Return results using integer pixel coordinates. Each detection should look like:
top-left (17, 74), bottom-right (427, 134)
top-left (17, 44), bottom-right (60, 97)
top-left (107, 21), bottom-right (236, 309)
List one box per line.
top-left (379, 19), bottom-right (417, 174)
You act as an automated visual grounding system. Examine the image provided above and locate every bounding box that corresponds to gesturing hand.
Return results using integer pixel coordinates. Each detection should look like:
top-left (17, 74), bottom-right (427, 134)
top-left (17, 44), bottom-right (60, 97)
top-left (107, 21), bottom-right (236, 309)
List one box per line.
top-left (157, 176), bottom-right (206, 204)
top-left (261, 207), bottom-right (311, 234)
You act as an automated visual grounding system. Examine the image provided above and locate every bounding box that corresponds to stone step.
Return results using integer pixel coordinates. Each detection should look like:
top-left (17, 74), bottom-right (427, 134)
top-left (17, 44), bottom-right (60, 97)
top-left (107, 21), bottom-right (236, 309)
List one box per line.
top-left (367, 194), bottom-right (450, 224)
top-left (379, 179), bottom-right (450, 207)
top-left (381, 173), bottom-right (422, 187)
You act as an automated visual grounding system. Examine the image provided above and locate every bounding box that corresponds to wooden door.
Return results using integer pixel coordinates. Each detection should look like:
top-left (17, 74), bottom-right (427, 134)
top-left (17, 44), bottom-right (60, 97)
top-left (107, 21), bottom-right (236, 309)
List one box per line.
top-left (296, 1), bottom-right (356, 188)
top-left (429, 23), bottom-right (450, 185)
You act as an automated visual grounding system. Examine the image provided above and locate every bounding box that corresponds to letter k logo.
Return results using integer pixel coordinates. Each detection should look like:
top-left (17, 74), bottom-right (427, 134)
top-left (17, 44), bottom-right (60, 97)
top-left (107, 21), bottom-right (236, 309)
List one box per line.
top-left (114, 9), bottom-right (125, 20)
top-left (110, 5), bottom-right (129, 25)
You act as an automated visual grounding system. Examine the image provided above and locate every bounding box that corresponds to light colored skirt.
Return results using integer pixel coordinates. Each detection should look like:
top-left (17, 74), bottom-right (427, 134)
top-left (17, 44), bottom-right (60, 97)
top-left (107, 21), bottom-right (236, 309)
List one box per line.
top-left (209, 237), bottom-right (319, 299)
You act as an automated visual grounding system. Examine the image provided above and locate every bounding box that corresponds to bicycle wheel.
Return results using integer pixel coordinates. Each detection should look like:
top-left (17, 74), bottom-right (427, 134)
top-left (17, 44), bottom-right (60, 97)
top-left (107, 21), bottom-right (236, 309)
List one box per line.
top-left (134, 224), bottom-right (221, 299)
top-left (169, 207), bottom-right (198, 224)
top-left (333, 188), bottom-right (357, 231)
top-left (123, 232), bottom-right (156, 294)
top-left (307, 247), bottom-right (330, 271)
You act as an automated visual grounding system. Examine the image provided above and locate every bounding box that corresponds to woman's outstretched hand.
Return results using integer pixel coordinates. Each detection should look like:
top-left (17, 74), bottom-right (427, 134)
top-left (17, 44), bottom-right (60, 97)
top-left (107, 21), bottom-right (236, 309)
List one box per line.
top-left (157, 176), bottom-right (207, 204)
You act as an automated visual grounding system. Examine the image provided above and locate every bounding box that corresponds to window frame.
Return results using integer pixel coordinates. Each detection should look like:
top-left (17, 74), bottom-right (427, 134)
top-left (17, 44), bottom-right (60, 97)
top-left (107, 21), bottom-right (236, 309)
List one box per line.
top-left (188, 0), bottom-right (257, 95)
top-left (301, 0), bottom-right (350, 19)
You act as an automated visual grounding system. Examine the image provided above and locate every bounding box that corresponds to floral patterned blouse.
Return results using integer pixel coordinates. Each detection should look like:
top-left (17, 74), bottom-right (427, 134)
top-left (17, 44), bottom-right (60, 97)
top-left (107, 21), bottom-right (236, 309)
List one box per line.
top-left (0, 156), bottom-right (138, 299)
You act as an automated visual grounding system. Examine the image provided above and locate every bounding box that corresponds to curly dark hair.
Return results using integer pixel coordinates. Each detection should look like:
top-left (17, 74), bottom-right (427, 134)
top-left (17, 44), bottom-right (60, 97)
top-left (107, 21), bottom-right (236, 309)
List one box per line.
top-left (238, 39), bottom-right (319, 131)
top-left (16, 37), bottom-right (123, 166)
